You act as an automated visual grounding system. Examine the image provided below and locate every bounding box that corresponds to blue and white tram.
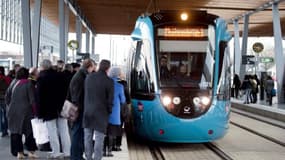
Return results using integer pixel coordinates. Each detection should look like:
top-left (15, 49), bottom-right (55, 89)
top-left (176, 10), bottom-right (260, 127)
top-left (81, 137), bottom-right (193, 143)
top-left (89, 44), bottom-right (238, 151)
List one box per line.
top-left (127, 10), bottom-right (232, 142)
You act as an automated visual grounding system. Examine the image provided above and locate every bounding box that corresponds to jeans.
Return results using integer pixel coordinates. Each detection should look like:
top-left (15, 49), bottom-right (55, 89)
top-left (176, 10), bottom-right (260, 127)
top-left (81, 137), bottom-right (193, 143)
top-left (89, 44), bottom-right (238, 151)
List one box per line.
top-left (244, 89), bottom-right (251, 104)
top-left (84, 128), bottom-right (105, 160)
top-left (70, 113), bottom-right (84, 160)
top-left (46, 118), bottom-right (71, 156)
top-left (0, 103), bottom-right (8, 135)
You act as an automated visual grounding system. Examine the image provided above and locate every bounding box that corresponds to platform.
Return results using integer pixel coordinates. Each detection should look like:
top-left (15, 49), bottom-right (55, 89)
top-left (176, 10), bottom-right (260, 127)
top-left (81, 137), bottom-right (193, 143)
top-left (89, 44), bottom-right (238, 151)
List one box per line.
top-left (231, 97), bottom-right (285, 122)
top-left (0, 132), bottom-right (129, 160)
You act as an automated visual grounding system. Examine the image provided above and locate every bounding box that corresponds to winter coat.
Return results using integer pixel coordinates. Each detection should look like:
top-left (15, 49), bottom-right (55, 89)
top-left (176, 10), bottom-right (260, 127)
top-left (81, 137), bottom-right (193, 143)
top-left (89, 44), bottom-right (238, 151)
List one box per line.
top-left (109, 78), bottom-right (126, 125)
top-left (61, 70), bottom-right (74, 98)
top-left (69, 68), bottom-right (88, 112)
top-left (118, 79), bottom-right (131, 121)
top-left (0, 75), bottom-right (11, 99)
top-left (83, 70), bottom-right (114, 134)
top-left (233, 75), bottom-right (241, 89)
top-left (5, 79), bottom-right (35, 135)
top-left (36, 69), bottom-right (66, 121)
top-left (241, 79), bottom-right (251, 90)
top-left (265, 79), bottom-right (274, 94)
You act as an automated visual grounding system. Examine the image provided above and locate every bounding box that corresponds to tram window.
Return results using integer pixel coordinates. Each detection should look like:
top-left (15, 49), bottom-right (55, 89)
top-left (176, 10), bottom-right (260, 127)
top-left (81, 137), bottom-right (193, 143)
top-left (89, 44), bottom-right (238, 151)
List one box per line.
top-left (158, 51), bottom-right (207, 87)
top-left (157, 39), bottom-right (212, 88)
top-left (217, 41), bottom-right (231, 100)
top-left (131, 40), bottom-right (155, 99)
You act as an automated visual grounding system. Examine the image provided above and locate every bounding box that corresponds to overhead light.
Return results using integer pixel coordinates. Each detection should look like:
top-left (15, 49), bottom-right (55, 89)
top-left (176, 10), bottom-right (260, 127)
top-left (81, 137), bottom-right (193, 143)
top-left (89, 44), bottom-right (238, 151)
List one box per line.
top-left (180, 12), bottom-right (188, 21)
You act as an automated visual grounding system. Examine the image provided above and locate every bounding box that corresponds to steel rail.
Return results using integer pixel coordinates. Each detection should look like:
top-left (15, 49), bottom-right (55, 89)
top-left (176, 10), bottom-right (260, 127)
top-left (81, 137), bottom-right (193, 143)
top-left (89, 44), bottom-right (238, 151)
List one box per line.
top-left (205, 142), bottom-right (234, 160)
top-left (230, 121), bottom-right (285, 147)
top-left (231, 109), bottom-right (285, 130)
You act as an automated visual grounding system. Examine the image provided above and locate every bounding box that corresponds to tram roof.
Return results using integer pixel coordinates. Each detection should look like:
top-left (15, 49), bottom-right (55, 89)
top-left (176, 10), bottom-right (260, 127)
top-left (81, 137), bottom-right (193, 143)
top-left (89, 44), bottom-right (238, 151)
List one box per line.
top-left (37, 0), bottom-right (285, 37)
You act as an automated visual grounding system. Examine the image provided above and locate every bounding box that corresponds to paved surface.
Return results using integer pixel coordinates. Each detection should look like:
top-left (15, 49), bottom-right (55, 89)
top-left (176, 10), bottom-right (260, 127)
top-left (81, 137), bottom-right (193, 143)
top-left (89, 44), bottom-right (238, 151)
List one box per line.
top-left (232, 92), bottom-right (285, 110)
top-left (0, 133), bottom-right (129, 160)
top-left (231, 96), bottom-right (285, 122)
top-left (214, 124), bottom-right (285, 160)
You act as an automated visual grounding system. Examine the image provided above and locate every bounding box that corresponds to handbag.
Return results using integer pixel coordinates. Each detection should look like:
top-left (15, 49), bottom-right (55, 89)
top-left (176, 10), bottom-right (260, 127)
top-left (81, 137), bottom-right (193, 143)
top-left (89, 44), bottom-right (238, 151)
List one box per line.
top-left (271, 88), bottom-right (276, 96)
top-left (31, 118), bottom-right (49, 144)
top-left (60, 100), bottom-right (79, 122)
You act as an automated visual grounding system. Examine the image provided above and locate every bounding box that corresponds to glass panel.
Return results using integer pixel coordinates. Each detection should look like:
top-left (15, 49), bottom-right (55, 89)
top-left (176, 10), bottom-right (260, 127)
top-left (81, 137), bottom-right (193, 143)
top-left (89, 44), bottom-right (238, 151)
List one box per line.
top-left (159, 51), bottom-right (207, 87)
top-left (217, 45), bottom-right (231, 100)
top-left (0, 0), bottom-right (2, 39)
top-left (141, 39), bottom-right (154, 92)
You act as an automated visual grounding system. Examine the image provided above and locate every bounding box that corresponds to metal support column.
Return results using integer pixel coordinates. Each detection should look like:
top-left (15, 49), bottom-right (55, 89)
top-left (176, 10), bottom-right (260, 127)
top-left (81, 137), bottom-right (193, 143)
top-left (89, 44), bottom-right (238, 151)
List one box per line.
top-left (272, 3), bottom-right (285, 103)
top-left (76, 16), bottom-right (82, 55)
top-left (21, 0), bottom-right (32, 67)
top-left (239, 15), bottom-right (249, 80)
top-left (64, 5), bottom-right (69, 62)
top-left (59, 0), bottom-right (65, 61)
top-left (86, 30), bottom-right (90, 53)
top-left (91, 34), bottom-right (95, 54)
top-left (233, 19), bottom-right (241, 75)
top-left (31, 0), bottom-right (42, 67)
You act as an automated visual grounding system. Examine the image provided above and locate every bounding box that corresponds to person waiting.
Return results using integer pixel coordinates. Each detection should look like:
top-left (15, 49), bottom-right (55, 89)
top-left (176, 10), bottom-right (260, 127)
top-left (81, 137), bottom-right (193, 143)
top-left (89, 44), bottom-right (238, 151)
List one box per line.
top-left (103, 67), bottom-right (126, 157)
top-left (160, 56), bottom-right (170, 80)
top-left (5, 67), bottom-right (38, 159)
top-left (265, 75), bottom-right (274, 106)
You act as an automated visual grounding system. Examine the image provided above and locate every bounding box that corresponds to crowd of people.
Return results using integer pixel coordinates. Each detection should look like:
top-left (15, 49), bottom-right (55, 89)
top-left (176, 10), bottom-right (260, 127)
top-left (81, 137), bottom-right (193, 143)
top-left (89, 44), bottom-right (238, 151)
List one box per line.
top-left (0, 58), bottom-right (131, 160)
top-left (232, 73), bottom-right (276, 106)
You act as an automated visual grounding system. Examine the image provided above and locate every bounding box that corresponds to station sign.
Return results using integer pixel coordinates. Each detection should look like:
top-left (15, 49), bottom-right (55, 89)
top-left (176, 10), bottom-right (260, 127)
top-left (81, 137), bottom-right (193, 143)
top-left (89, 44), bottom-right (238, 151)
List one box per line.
top-left (260, 57), bottom-right (274, 63)
top-left (242, 55), bottom-right (255, 65)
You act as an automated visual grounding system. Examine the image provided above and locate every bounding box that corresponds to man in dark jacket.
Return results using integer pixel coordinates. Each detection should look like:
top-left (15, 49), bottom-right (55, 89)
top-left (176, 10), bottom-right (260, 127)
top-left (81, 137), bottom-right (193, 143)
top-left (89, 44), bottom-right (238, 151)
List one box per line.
top-left (83, 59), bottom-right (114, 160)
top-left (37, 59), bottom-right (70, 158)
top-left (69, 59), bottom-right (96, 160)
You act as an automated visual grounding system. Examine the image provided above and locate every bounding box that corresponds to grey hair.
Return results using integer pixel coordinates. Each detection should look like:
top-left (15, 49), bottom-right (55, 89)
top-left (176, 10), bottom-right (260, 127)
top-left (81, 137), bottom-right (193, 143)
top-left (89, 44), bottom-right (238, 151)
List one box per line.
top-left (40, 59), bottom-right (52, 70)
top-left (108, 67), bottom-right (121, 78)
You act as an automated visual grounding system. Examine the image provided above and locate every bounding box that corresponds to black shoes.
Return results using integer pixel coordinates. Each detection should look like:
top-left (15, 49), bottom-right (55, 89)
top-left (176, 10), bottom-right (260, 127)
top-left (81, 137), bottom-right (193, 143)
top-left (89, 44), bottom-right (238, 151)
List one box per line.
top-left (103, 152), bottom-right (114, 157)
top-left (112, 146), bottom-right (122, 151)
top-left (1, 132), bottom-right (8, 137)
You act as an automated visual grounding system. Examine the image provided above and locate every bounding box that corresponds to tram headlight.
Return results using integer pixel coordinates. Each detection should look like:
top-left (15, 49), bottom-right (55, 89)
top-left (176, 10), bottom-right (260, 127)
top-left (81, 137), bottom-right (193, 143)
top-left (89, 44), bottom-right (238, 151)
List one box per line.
top-left (193, 96), bottom-right (211, 107)
top-left (162, 96), bottom-right (172, 106)
top-left (172, 97), bottom-right (181, 105)
top-left (201, 96), bottom-right (210, 106)
top-left (193, 97), bottom-right (201, 106)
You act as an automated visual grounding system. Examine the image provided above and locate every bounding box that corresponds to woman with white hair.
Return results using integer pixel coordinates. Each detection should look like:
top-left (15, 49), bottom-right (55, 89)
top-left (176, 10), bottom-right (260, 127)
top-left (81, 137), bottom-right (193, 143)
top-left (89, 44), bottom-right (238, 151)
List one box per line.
top-left (103, 67), bottom-right (126, 157)
top-left (113, 69), bottom-right (131, 151)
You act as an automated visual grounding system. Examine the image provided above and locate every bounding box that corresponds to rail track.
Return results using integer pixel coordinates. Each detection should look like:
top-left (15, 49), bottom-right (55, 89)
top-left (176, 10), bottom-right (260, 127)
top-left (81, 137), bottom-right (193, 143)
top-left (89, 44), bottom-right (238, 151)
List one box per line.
top-left (127, 106), bottom-right (285, 160)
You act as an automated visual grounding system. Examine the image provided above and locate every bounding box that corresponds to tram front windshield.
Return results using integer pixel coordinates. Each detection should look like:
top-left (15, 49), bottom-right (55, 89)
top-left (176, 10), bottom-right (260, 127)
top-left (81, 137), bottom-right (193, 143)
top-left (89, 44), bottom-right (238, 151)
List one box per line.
top-left (157, 26), bottom-right (214, 89)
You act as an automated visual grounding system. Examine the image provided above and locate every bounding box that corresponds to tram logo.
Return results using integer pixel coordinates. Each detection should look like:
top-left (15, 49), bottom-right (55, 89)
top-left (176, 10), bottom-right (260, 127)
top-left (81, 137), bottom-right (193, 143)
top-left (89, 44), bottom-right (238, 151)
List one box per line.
top-left (183, 106), bottom-right (191, 114)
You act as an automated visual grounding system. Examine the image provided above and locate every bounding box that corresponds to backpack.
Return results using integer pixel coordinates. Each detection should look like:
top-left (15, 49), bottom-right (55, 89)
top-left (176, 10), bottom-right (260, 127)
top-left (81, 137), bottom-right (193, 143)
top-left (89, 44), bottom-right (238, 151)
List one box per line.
top-left (250, 79), bottom-right (257, 89)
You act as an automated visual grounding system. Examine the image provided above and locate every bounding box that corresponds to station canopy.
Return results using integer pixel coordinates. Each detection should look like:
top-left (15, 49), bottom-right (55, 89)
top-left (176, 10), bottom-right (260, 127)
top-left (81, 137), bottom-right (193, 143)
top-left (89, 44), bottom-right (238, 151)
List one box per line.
top-left (36, 0), bottom-right (285, 37)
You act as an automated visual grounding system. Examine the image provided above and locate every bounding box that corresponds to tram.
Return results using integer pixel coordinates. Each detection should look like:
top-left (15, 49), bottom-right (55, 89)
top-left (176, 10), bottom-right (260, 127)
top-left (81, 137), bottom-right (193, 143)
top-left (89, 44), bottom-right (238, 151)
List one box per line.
top-left (127, 10), bottom-right (232, 142)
